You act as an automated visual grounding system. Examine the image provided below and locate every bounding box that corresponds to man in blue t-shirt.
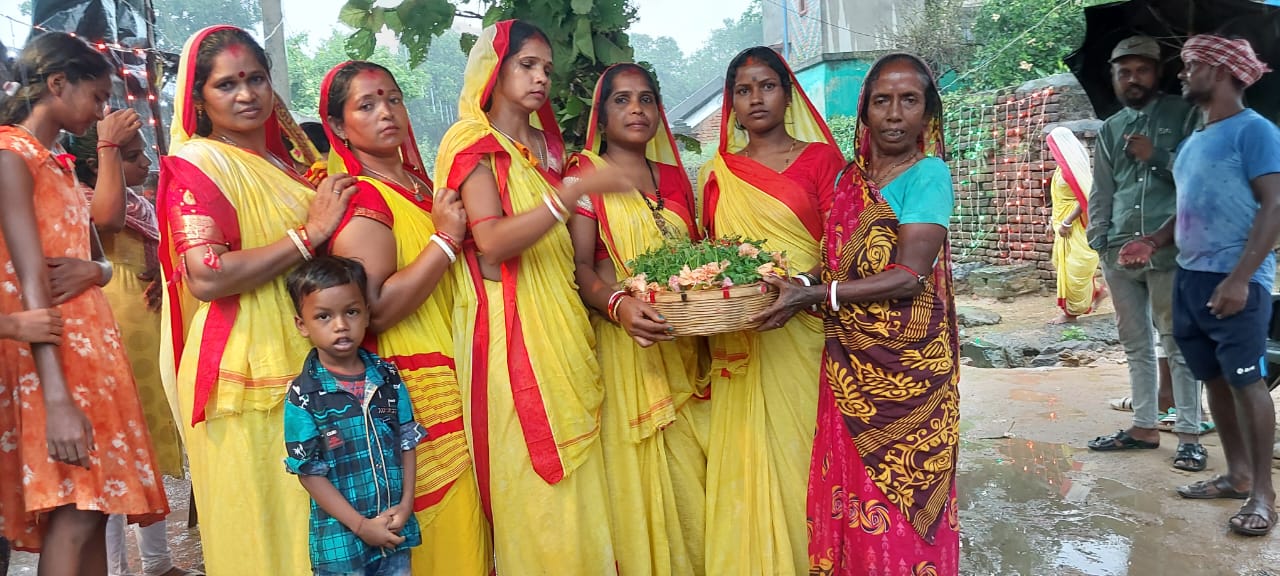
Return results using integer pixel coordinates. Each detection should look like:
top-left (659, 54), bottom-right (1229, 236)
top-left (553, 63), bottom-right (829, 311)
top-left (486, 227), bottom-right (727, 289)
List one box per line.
top-left (1120, 34), bottom-right (1279, 538)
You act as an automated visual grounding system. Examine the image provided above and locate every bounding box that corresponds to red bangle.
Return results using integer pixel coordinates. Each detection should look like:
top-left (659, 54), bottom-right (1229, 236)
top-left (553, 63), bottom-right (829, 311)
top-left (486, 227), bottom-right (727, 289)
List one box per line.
top-left (470, 215), bottom-right (501, 227)
top-left (606, 291), bottom-right (626, 323)
top-left (886, 263), bottom-right (928, 284)
top-left (296, 226), bottom-right (314, 256)
top-left (436, 231), bottom-right (461, 253)
top-left (97, 141), bottom-right (119, 151)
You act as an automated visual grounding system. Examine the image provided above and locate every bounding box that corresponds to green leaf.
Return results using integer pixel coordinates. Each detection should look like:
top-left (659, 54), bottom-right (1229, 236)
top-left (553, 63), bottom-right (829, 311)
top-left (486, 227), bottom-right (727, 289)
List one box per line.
top-left (573, 17), bottom-right (595, 62)
top-left (570, 0), bottom-right (593, 15)
top-left (338, 2), bottom-right (372, 28)
top-left (460, 32), bottom-right (478, 55)
top-left (674, 133), bottom-right (702, 155)
top-left (592, 35), bottom-right (628, 64)
top-left (345, 28), bottom-right (376, 59)
top-left (383, 9), bottom-right (402, 31)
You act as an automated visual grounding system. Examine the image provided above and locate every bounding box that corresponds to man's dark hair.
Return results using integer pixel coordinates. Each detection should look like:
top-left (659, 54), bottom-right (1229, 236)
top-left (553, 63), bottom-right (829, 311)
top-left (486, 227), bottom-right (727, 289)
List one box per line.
top-left (286, 255), bottom-right (369, 314)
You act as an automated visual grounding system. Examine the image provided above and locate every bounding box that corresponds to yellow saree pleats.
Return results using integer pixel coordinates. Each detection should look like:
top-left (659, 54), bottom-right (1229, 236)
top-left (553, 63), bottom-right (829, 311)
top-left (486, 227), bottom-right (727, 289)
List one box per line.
top-left (579, 150), bottom-right (709, 576)
top-left (435, 20), bottom-right (613, 575)
top-left (164, 140), bottom-right (315, 575)
top-left (700, 158), bottom-right (822, 576)
top-left (356, 178), bottom-right (491, 576)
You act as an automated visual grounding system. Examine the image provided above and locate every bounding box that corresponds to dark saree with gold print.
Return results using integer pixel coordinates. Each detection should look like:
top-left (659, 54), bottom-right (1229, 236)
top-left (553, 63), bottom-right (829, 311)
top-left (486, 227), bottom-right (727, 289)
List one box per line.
top-left (807, 53), bottom-right (960, 576)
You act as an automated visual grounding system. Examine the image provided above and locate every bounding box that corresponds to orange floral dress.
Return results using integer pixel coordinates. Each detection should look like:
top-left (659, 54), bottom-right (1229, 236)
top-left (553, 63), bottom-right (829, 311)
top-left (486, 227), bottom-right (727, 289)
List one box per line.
top-left (0, 127), bottom-right (169, 552)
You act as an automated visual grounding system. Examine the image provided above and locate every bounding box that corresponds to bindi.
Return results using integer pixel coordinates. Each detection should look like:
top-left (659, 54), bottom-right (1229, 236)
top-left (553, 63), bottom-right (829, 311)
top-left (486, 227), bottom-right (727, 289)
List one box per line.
top-left (238, 71), bottom-right (246, 78)
top-left (377, 89), bottom-right (384, 96)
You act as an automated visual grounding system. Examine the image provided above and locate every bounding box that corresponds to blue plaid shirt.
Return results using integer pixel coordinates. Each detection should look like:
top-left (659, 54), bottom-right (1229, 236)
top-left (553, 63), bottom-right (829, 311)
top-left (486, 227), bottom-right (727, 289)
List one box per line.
top-left (284, 348), bottom-right (428, 573)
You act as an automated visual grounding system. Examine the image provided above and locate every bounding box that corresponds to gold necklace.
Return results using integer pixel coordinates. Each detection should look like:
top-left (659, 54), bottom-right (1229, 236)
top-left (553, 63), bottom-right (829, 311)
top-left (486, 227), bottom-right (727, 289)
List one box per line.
top-left (872, 152), bottom-right (921, 184)
top-left (492, 125), bottom-right (548, 168)
top-left (364, 165), bottom-right (427, 202)
top-left (213, 133), bottom-right (293, 174)
top-left (745, 137), bottom-right (799, 165)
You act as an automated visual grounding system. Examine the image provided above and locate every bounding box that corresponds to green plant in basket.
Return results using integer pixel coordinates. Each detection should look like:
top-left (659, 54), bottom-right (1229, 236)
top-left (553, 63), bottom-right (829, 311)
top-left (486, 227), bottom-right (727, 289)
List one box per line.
top-left (622, 236), bottom-right (789, 294)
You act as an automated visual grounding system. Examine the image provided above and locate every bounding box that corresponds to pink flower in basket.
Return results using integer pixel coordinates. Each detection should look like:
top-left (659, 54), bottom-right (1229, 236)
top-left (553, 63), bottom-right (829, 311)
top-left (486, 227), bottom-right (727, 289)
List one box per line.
top-left (668, 275), bottom-right (683, 292)
top-left (756, 262), bottom-right (777, 277)
top-left (624, 273), bottom-right (650, 294)
top-left (738, 243), bottom-right (761, 258)
top-left (721, 277), bottom-right (734, 288)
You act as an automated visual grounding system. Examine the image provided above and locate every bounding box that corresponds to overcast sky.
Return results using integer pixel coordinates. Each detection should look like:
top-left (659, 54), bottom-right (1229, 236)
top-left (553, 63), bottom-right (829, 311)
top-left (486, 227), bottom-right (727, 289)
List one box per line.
top-left (2, 0), bottom-right (754, 55)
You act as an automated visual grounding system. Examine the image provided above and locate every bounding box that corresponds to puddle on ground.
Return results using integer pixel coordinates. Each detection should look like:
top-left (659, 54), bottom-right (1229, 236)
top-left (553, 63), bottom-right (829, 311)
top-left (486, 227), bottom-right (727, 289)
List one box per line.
top-left (959, 438), bottom-right (1222, 575)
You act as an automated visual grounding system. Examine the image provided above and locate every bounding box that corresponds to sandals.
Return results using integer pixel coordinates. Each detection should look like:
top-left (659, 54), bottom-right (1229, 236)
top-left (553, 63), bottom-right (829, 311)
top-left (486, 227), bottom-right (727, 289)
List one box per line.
top-left (1109, 397), bottom-right (1133, 412)
top-left (1088, 429), bottom-right (1159, 451)
top-left (1176, 475), bottom-right (1250, 500)
top-left (1172, 443), bottom-right (1208, 472)
top-left (1156, 408), bottom-right (1177, 432)
top-left (1229, 500), bottom-right (1278, 537)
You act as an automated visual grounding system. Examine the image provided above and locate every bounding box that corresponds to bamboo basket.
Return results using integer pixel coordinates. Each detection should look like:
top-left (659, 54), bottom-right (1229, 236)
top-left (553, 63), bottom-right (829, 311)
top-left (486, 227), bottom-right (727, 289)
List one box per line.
top-left (633, 282), bottom-right (778, 336)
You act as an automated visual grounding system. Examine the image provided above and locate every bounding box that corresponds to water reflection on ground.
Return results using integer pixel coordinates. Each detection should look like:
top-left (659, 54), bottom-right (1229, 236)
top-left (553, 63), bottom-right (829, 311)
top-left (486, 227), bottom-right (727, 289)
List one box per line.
top-left (958, 438), bottom-right (1263, 576)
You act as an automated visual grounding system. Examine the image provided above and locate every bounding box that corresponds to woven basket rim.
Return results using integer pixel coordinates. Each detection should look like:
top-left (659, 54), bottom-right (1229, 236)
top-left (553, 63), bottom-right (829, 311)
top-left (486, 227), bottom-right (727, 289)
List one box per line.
top-left (632, 282), bottom-right (770, 303)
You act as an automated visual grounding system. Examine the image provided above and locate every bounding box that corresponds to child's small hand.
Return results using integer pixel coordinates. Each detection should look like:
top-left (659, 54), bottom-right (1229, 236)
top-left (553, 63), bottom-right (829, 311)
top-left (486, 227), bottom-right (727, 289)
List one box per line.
top-left (382, 504), bottom-right (412, 534)
top-left (355, 515), bottom-right (406, 551)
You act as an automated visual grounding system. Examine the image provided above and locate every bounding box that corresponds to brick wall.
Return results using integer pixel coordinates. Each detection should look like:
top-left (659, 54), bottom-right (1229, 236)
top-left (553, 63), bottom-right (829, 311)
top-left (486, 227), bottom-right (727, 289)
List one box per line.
top-left (947, 75), bottom-right (1098, 282)
top-left (692, 110), bottom-right (722, 145)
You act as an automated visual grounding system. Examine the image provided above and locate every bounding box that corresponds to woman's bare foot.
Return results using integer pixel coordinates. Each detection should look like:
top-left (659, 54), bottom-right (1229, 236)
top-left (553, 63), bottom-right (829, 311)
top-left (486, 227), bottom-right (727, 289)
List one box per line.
top-left (1092, 282), bottom-right (1109, 309)
top-left (1048, 312), bottom-right (1077, 325)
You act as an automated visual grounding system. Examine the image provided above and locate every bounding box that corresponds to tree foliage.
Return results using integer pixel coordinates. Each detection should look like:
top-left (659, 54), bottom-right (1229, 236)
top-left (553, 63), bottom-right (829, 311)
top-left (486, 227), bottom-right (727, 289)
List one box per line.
top-left (151, 0), bottom-right (262, 51)
top-left (631, 0), bottom-right (763, 107)
top-left (339, 0), bottom-right (637, 148)
top-left (287, 29), bottom-right (468, 165)
top-left (964, 0), bottom-right (1086, 90)
top-left (888, 0), bottom-right (977, 79)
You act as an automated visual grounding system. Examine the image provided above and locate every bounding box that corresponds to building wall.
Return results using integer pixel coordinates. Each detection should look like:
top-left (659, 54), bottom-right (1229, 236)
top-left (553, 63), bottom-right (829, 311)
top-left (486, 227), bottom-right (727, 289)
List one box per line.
top-left (794, 57), bottom-right (873, 119)
top-left (820, 0), bottom-right (923, 53)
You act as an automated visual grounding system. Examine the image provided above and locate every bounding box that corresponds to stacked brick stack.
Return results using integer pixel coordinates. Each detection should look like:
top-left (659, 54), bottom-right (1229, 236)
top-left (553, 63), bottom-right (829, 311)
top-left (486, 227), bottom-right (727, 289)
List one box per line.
top-left (947, 76), bottom-right (1098, 283)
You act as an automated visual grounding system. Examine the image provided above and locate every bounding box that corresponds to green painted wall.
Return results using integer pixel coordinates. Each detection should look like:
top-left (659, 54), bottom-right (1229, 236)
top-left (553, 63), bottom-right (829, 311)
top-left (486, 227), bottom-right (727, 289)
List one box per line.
top-left (793, 57), bottom-right (873, 120)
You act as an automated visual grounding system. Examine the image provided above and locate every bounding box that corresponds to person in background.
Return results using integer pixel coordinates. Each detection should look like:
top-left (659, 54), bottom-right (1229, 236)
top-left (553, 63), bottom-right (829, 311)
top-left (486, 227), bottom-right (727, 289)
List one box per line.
top-left (65, 115), bottom-right (200, 576)
top-left (698, 46), bottom-right (846, 576)
top-left (1125, 34), bottom-right (1279, 537)
top-left (1046, 126), bottom-right (1105, 324)
top-left (566, 63), bottom-right (708, 576)
top-left (284, 256), bottom-right (429, 576)
top-left (301, 120), bottom-right (331, 159)
top-left (1085, 35), bottom-right (1207, 473)
top-left (0, 31), bottom-right (169, 574)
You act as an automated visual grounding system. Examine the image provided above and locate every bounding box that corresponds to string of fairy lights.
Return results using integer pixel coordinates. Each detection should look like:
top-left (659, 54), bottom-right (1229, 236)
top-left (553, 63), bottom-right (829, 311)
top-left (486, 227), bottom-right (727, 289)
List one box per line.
top-left (950, 87), bottom-right (1056, 263)
top-left (3, 13), bottom-right (176, 155)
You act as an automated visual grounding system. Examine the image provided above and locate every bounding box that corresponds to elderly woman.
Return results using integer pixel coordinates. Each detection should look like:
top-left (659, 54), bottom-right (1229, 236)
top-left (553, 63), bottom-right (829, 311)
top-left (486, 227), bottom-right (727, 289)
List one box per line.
top-left (754, 52), bottom-right (960, 575)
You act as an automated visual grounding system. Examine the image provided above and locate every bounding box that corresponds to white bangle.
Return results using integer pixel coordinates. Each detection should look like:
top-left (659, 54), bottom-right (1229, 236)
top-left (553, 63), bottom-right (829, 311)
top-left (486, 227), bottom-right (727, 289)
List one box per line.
top-left (543, 193), bottom-right (567, 224)
top-left (97, 260), bottom-right (114, 286)
top-left (829, 280), bottom-right (840, 311)
top-left (795, 274), bottom-right (813, 287)
top-left (429, 234), bottom-right (457, 264)
top-left (286, 228), bottom-right (312, 261)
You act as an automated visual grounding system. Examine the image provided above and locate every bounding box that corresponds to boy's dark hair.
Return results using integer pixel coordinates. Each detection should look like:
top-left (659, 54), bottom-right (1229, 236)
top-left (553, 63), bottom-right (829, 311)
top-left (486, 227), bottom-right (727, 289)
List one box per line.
top-left (286, 255), bottom-right (369, 314)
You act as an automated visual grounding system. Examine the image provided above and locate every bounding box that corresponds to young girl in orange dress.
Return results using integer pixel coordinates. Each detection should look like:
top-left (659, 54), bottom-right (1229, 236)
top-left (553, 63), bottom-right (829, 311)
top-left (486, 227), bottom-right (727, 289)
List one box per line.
top-left (0, 31), bottom-right (169, 575)
top-left (322, 60), bottom-right (491, 576)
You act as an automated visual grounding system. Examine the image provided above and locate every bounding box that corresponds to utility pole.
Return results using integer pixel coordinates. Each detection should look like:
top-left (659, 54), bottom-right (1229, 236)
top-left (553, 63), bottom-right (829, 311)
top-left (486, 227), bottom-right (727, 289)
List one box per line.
top-left (261, 0), bottom-right (289, 108)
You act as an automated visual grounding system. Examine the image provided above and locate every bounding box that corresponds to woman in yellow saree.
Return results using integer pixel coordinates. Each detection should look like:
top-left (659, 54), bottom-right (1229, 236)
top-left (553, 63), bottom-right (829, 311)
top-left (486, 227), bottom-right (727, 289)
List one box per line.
top-left (699, 46), bottom-right (846, 576)
top-left (157, 25), bottom-right (357, 575)
top-left (433, 19), bottom-right (629, 575)
top-left (1046, 126), bottom-right (1103, 324)
top-left (322, 60), bottom-right (491, 576)
top-left (565, 63), bottom-right (709, 576)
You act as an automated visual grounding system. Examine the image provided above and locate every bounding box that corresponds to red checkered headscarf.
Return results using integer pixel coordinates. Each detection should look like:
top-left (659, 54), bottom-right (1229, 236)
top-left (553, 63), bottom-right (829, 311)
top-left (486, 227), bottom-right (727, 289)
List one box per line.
top-left (1181, 35), bottom-right (1272, 87)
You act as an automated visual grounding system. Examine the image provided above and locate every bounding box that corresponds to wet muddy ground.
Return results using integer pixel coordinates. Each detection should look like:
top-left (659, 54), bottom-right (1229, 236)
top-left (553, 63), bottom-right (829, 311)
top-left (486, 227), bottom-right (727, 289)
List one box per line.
top-left (9, 297), bottom-right (1279, 575)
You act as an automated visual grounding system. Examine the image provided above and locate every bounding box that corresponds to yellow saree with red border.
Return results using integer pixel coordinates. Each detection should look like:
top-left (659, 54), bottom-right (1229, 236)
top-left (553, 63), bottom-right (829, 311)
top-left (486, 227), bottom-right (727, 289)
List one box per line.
top-left (433, 21), bottom-right (615, 575)
top-left (698, 55), bottom-right (846, 576)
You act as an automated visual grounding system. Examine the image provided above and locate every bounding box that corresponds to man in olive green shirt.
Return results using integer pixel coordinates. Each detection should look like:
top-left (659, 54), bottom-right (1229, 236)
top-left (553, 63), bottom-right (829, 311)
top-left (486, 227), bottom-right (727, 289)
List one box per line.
top-left (1086, 36), bottom-right (1207, 469)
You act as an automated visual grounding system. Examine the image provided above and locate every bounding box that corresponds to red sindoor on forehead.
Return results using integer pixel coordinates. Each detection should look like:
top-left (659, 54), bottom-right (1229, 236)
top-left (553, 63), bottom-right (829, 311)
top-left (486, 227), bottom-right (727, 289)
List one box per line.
top-left (377, 89), bottom-right (384, 95)
top-left (238, 71), bottom-right (246, 78)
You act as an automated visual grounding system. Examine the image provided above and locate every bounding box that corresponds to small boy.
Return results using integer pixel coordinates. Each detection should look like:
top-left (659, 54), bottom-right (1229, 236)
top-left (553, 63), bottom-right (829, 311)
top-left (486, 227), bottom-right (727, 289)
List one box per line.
top-left (284, 256), bottom-right (427, 576)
